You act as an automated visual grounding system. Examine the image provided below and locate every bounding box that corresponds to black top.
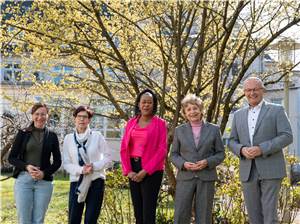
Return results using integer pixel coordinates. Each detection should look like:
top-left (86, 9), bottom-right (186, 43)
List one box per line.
top-left (8, 126), bottom-right (62, 181)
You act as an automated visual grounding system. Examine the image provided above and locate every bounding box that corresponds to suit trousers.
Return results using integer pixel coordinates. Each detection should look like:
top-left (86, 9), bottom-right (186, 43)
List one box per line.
top-left (242, 161), bottom-right (282, 224)
top-left (129, 158), bottom-right (163, 224)
top-left (174, 178), bottom-right (215, 224)
top-left (68, 178), bottom-right (105, 224)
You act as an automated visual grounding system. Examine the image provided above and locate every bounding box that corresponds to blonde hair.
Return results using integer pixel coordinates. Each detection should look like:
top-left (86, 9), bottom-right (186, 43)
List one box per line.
top-left (181, 94), bottom-right (204, 119)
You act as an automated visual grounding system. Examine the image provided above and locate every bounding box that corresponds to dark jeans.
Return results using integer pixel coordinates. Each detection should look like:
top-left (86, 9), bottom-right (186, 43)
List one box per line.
top-left (68, 178), bottom-right (104, 224)
top-left (129, 158), bottom-right (163, 224)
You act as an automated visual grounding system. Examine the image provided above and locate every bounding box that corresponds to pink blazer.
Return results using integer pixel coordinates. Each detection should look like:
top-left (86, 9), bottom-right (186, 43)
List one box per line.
top-left (120, 115), bottom-right (168, 176)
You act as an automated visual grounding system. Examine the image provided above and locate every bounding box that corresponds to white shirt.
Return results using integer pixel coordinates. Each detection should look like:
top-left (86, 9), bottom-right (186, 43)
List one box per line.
top-left (63, 131), bottom-right (112, 182)
top-left (248, 100), bottom-right (264, 146)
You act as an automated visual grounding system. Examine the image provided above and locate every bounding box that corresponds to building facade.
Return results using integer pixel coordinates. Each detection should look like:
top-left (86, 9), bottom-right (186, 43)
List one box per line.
top-left (1, 56), bottom-right (123, 161)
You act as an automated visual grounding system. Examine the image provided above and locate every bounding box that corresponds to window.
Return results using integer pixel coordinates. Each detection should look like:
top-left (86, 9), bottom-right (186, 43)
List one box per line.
top-left (51, 65), bottom-right (73, 84)
top-left (231, 61), bottom-right (239, 76)
top-left (33, 71), bottom-right (43, 81)
top-left (52, 65), bottom-right (73, 74)
top-left (2, 62), bottom-right (22, 82)
top-left (53, 66), bottom-right (61, 73)
top-left (5, 43), bottom-right (17, 53)
top-left (53, 75), bottom-right (63, 84)
top-left (90, 116), bottom-right (123, 139)
top-left (64, 66), bottom-right (73, 74)
top-left (3, 70), bottom-right (12, 81)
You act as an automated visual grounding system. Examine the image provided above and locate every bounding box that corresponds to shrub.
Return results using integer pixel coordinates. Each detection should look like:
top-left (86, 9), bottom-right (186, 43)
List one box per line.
top-left (213, 150), bottom-right (300, 224)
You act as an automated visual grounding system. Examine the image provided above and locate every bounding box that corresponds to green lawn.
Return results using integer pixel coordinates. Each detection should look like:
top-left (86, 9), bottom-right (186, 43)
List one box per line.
top-left (1, 173), bottom-right (69, 224)
top-left (1, 172), bottom-right (174, 224)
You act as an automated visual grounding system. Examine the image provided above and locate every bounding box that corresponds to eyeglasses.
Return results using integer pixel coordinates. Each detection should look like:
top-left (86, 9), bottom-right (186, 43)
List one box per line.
top-left (76, 115), bottom-right (89, 119)
top-left (244, 88), bottom-right (263, 93)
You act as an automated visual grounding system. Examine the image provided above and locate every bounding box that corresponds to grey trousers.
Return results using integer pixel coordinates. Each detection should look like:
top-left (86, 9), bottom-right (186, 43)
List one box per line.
top-left (174, 178), bottom-right (215, 224)
top-left (242, 162), bottom-right (282, 224)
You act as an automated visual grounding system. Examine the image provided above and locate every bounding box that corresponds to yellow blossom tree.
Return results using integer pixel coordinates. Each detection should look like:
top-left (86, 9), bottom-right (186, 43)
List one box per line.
top-left (1, 0), bottom-right (300, 208)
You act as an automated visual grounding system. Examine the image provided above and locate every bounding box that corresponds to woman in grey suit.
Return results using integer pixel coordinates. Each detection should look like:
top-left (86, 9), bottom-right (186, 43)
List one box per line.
top-left (170, 94), bottom-right (225, 224)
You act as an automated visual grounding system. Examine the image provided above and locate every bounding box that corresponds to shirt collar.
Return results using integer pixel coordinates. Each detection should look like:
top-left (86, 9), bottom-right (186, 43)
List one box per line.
top-left (249, 99), bottom-right (264, 110)
top-left (190, 120), bottom-right (203, 127)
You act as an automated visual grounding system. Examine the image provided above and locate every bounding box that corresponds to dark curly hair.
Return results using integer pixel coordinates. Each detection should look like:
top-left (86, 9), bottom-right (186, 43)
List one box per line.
top-left (73, 106), bottom-right (94, 119)
top-left (134, 89), bottom-right (158, 116)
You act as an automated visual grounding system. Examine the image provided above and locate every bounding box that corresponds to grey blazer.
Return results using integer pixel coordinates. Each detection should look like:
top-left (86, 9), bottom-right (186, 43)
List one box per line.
top-left (229, 101), bottom-right (293, 182)
top-left (170, 122), bottom-right (225, 181)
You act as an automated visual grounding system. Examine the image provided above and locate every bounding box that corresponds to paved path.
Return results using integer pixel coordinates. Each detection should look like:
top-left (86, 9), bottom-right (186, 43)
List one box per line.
top-left (293, 212), bottom-right (300, 224)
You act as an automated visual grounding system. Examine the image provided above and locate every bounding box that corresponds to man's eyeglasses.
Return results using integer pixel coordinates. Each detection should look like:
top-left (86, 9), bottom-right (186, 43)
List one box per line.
top-left (244, 88), bottom-right (263, 93)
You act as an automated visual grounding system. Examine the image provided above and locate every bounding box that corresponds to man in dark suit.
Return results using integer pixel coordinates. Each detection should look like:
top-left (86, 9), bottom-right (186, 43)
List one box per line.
top-left (229, 77), bottom-right (293, 224)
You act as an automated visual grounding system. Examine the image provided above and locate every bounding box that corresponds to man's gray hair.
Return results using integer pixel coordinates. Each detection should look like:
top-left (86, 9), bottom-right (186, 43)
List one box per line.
top-left (243, 76), bottom-right (265, 89)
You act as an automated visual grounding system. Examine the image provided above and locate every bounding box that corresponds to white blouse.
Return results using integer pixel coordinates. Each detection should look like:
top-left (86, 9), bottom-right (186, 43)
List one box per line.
top-left (63, 131), bottom-right (112, 182)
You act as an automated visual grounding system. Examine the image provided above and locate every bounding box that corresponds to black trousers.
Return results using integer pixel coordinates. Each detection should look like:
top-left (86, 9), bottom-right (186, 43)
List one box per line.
top-left (68, 178), bottom-right (104, 224)
top-left (129, 158), bottom-right (163, 224)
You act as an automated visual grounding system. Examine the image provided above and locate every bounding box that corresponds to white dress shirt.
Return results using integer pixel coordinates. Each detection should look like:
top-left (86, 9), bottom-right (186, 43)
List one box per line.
top-left (248, 100), bottom-right (264, 146)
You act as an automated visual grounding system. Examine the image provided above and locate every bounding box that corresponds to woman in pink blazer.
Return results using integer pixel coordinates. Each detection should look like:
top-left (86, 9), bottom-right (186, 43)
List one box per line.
top-left (120, 89), bottom-right (168, 224)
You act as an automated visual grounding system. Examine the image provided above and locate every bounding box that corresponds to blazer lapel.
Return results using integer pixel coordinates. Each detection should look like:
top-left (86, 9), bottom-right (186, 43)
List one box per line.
top-left (253, 101), bottom-right (269, 136)
top-left (197, 122), bottom-right (210, 150)
top-left (185, 123), bottom-right (197, 150)
top-left (241, 107), bottom-right (251, 145)
top-left (125, 118), bottom-right (138, 149)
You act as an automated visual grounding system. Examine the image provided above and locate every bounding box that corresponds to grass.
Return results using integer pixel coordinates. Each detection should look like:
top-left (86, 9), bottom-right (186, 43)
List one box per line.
top-left (1, 171), bottom-right (174, 224)
top-left (1, 172), bottom-right (70, 224)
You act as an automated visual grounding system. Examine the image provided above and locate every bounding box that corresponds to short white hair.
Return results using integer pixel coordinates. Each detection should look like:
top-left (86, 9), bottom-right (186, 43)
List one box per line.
top-left (243, 77), bottom-right (265, 89)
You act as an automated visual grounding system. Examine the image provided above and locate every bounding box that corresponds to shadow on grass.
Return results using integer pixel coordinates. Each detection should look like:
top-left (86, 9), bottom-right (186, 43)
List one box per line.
top-left (0, 172), bottom-right (13, 182)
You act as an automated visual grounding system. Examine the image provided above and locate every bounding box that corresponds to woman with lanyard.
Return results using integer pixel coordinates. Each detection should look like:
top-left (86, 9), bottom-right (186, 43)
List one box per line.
top-left (120, 89), bottom-right (168, 224)
top-left (63, 106), bottom-right (112, 224)
top-left (8, 103), bottom-right (61, 224)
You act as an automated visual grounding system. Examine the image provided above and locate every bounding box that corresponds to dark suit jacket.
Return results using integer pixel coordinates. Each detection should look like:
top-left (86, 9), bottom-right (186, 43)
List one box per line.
top-left (8, 127), bottom-right (62, 181)
top-left (170, 122), bottom-right (225, 181)
top-left (229, 101), bottom-right (293, 181)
